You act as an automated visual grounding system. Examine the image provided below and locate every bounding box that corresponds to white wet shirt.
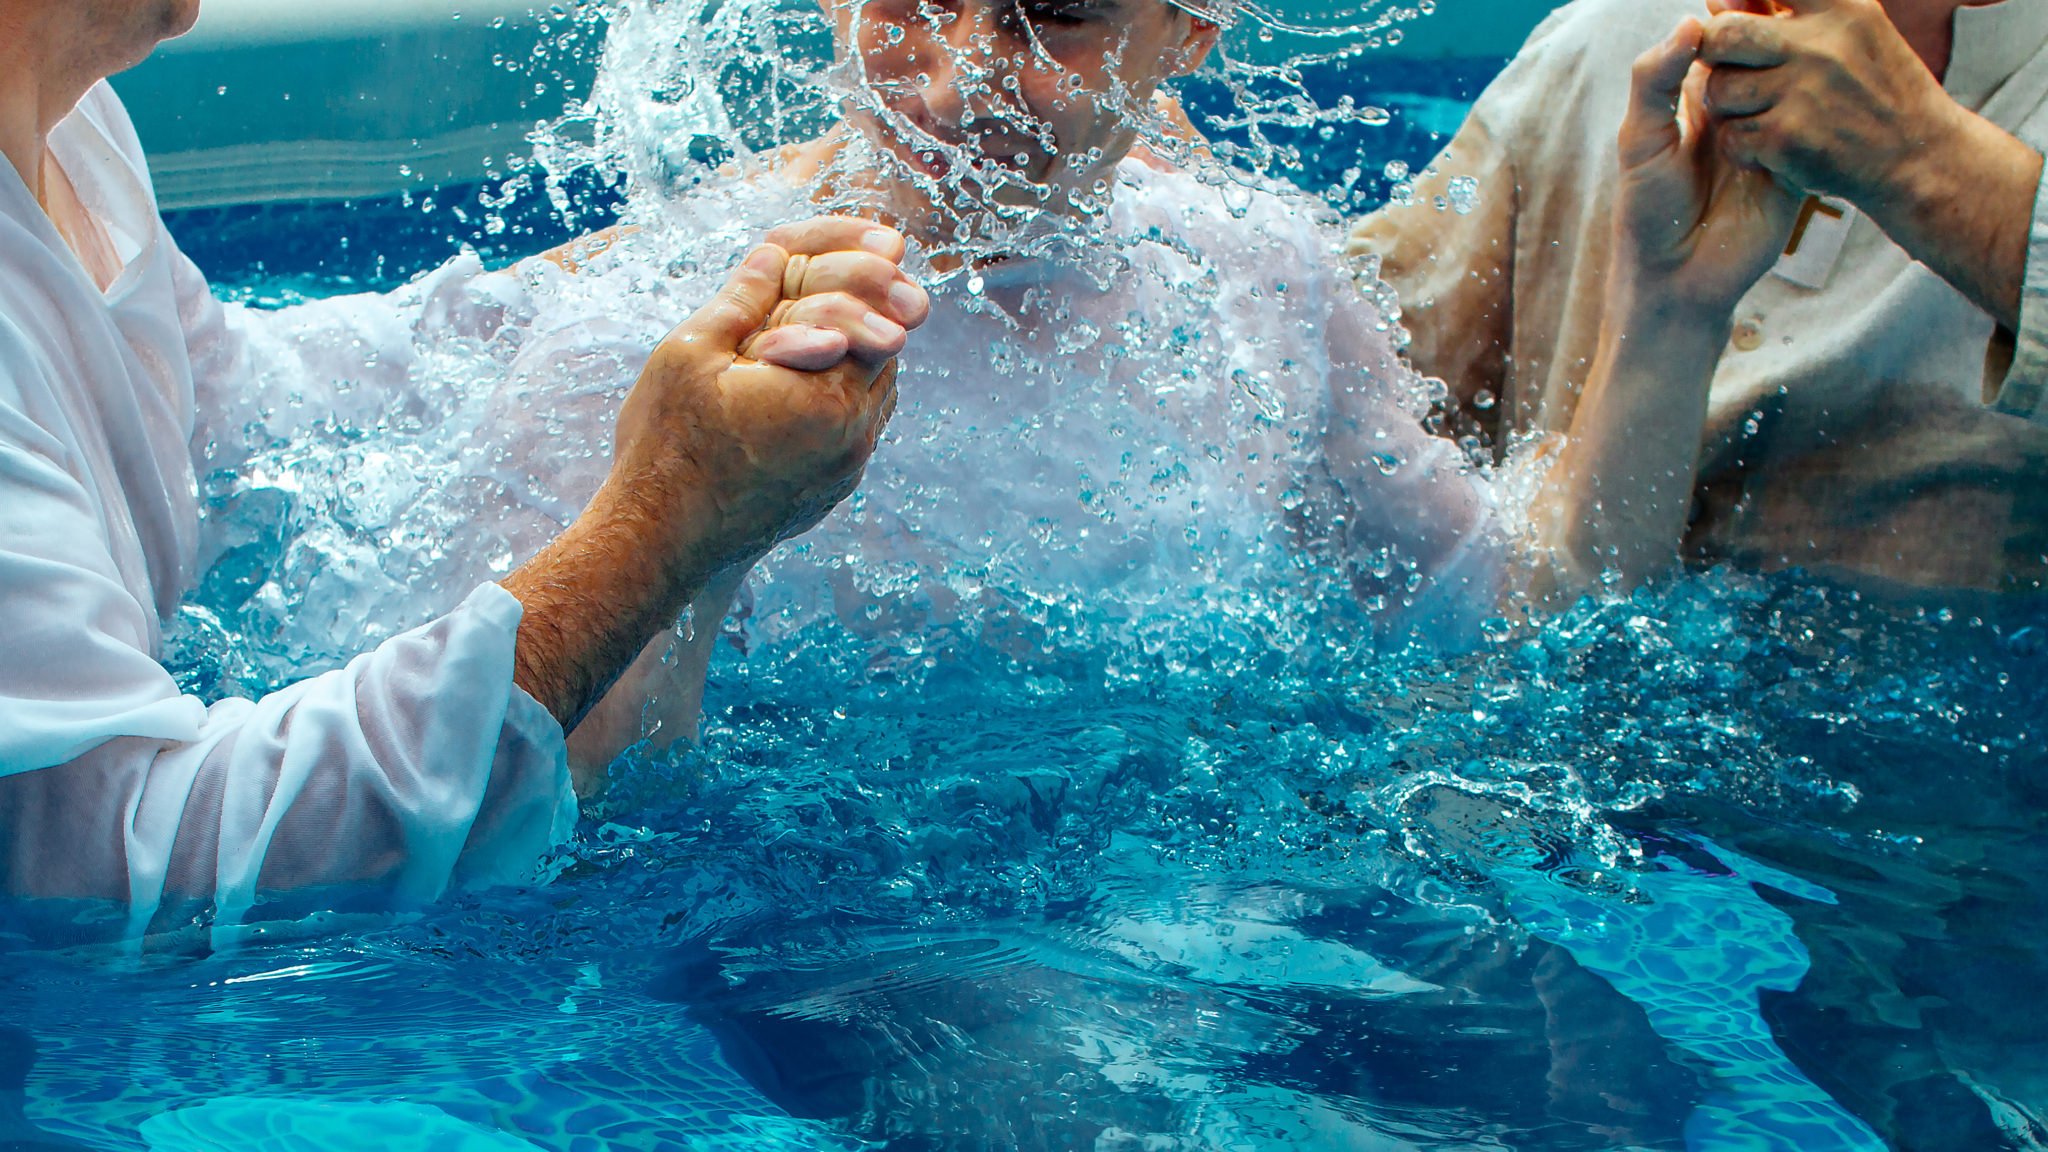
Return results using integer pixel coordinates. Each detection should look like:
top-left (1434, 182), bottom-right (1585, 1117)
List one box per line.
top-left (243, 155), bottom-right (1506, 687)
top-left (0, 85), bottom-right (574, 942)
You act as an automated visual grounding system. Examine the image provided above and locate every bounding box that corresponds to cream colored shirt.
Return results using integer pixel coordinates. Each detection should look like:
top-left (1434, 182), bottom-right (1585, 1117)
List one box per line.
top-left (1351, 0), bottom-right (2048, 592)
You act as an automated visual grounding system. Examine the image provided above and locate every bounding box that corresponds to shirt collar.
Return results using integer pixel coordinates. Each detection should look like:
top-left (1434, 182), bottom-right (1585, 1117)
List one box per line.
top-left (1948, 0), bottom-right (2048, 107)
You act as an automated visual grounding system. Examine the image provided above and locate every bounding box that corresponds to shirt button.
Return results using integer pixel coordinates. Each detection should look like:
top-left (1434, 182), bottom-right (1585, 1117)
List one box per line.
top-left (1732, 318), bottom-right (1765, 352)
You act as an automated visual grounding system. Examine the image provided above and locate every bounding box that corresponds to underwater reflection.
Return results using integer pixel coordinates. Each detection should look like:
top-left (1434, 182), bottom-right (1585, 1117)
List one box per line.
top-left (646, 798), bottom-right (1962, 1150)
top-left (0, 1027), bottom-right (89, 1152)
top-left (653, 892), bottom-right (1704, 1150)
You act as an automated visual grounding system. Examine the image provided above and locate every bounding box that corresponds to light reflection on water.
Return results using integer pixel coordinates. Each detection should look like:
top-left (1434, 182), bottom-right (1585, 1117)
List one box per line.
top-left (18, 567), bottom-right (2042, 1149)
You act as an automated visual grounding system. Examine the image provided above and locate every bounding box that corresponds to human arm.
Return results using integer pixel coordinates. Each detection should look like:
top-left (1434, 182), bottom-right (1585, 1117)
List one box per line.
top-left (1698, 0), bottom-right (2044, 333)
top-left (502, 220), bottom-right (924, 788)
top-left (0, 411), bottom-right (569, 937)
top-left (515, 221), bottom-right (930, 784)
top-left (1532, 18), bottom-right (1802, 591)
top-left (562, 571), bottom-right (744, 785)
top-left (0, 221), bottom-right (921, 937)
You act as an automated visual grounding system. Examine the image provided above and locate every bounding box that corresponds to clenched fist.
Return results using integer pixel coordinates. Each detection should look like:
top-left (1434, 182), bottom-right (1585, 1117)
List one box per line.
top-left (1695, 0), bottom-right (2043, 329)
top-left (610, 219), bottom-right (928, 574)
top-left (504, 217), bottom-right (929, 749)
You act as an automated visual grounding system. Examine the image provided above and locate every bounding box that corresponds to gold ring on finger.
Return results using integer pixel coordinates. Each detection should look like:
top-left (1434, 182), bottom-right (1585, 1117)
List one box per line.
top-left (782, 254), bottom-right (811, 301)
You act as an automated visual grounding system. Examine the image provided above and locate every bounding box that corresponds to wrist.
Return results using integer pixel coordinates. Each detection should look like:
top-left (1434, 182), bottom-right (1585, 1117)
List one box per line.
top-left (1857, 99), bottom-right (2039, 329)
top-left (1867, 94), bottom-right (1973, 218)
top-left (1860, 88), bottom-right (2042, 248)
top-left (1601, 268), bottom-right (1740, 354)
top-left (584, 467), bottom-right (726, 603)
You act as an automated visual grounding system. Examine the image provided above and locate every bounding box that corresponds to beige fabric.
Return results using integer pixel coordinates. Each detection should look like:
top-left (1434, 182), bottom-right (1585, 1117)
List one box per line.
top-left (1350, 0), bottom-right (2048, 593)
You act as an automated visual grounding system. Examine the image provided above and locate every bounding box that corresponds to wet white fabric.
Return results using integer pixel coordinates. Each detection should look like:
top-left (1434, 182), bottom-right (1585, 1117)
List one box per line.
top-left (252, 156), bottom-right (1504, 687)
top-left (0, 84), bottom-right (574, 939)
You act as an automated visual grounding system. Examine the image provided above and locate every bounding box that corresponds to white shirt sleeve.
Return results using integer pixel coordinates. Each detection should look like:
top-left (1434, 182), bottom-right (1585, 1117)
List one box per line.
top-left (185, 250), bottom-right (532, 476)
top-left (0, 267), bottom-right (574, 946)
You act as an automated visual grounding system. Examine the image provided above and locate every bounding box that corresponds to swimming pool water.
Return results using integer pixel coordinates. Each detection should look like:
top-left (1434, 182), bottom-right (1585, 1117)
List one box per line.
top-left (13, 32), bottom-right (2048, 1152)
top-left (18, 551), bottom-right (2047, 1149)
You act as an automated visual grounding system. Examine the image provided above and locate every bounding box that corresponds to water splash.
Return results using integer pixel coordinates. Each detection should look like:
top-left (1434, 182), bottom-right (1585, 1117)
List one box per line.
top-left (140, 1), bottom-right (2048, 1146)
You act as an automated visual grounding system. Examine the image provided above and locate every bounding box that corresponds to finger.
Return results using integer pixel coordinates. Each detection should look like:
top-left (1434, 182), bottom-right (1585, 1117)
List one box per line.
top-left (867, 361), bottom-right (899, 436)
top-left (1680, 59), bottom-right (1711, 139)
top-left (1700, 12), bottom-right (1789, 68)
top-left (682, 244), bottom-right (790, 354)
top-left (1704, 64), bottom-right (1780, 117)
top-left (749, 324), bottom-right (854, 372)
top-left (1713, 112), bottom-right (1780, 173)
top-left (1620, 18), bottom-right (1704, 166)
top-left (781, 254), bottom-right (810, 302)
top-left (765, 217), bottom-right (908, 263)
top-left (772, 292), bottom-right (909, 363)
top-left (788, 251), bottom-right (932, 327)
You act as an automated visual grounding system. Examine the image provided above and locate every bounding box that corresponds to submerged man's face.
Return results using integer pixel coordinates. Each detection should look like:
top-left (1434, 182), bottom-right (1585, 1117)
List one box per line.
top-left (825, 0), bottom-right (1217, 212)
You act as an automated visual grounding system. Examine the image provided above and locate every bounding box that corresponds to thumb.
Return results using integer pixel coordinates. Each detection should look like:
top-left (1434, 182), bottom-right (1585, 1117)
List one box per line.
top-left (1620, 18), bottom-right (1704, 167)
top-left (685, 245), bottom-right (788, 353)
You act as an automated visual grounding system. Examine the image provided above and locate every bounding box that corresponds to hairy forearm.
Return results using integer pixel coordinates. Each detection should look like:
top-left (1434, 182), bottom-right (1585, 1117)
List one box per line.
top-left (1864, 105), bottom-right (2043, 332)
top-left (500, 466), bottom-right (726, 751)
top-left (1534, 299), bottom-right (1731, 594)
top-left (561, 565), bottom-right (750, 789)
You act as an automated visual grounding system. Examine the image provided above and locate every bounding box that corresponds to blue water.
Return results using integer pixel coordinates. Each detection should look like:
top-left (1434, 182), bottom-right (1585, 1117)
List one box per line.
top-left (21, 555), bottom-right (2048, 1148)
top-left (13, 45), bottom-right (2048, 1152)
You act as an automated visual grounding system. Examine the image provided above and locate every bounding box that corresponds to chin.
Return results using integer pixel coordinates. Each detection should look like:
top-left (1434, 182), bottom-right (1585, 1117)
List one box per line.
top-left (160, 0), bottom-right (202, 40)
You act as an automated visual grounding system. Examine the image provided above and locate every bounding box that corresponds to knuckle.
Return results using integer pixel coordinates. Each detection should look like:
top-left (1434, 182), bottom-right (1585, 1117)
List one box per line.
top-left (818, 290), bottom-right (869, 314)
top-left (847, 252), bottom-right (898, 281)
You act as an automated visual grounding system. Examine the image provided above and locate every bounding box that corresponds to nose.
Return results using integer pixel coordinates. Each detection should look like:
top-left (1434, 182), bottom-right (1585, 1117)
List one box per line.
top-left (913, 1), bottom-right (1022, 128)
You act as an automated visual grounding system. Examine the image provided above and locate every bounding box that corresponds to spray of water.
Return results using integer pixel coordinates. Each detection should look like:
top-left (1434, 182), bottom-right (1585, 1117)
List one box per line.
top-left (135, 1), bottom-right (2048, 1144)
top-left (173, 0), bottom-right (1928, 916)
